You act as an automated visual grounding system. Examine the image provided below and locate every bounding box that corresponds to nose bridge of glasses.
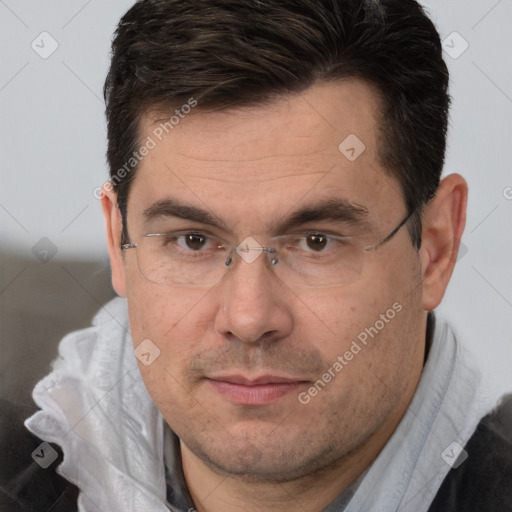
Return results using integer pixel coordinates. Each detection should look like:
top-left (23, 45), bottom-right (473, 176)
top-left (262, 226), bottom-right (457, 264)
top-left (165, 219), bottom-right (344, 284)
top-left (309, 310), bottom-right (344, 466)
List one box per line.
top-left (226, 236), bottom-right (276, 266)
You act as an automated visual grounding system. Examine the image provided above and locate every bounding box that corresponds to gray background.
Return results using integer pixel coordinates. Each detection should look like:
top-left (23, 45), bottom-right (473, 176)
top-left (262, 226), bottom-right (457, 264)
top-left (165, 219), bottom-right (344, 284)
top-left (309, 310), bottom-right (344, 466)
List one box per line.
top-left (1, 1), bottom-right (511, 397)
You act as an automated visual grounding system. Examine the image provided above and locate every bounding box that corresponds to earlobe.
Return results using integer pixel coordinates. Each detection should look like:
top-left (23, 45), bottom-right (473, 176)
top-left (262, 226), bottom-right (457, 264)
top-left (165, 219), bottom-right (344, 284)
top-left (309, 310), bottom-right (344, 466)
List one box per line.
top-left (100, 183), bottom-right (127, 297)
top-left (420, 174), bottom-right (467, 311)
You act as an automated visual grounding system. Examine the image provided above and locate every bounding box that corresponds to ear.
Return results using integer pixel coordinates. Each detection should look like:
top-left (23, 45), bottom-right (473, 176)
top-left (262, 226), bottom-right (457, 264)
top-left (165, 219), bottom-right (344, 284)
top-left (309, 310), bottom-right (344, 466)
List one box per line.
top-left (101, 183), bottom-right (127, 297)
top-left (420, 174), bottom-right (468, 311)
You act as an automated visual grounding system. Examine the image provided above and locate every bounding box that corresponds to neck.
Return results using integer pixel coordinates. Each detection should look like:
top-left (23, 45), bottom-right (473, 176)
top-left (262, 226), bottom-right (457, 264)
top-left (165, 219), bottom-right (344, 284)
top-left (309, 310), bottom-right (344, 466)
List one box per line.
top-left (180, 314), bottom-right (429, 512)
top-left (180, 396), bottom-right (412, 512)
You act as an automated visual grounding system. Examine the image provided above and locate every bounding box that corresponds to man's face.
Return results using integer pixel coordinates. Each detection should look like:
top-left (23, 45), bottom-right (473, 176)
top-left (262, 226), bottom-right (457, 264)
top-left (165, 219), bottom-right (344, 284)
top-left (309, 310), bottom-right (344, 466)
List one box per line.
top-left (118, 80), bottom-right (426, 482)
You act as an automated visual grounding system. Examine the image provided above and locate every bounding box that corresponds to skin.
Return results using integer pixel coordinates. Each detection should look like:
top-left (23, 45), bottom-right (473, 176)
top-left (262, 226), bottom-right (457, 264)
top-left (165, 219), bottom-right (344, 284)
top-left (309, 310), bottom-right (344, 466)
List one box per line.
top-left (102, 80), bottom-right (467, 512)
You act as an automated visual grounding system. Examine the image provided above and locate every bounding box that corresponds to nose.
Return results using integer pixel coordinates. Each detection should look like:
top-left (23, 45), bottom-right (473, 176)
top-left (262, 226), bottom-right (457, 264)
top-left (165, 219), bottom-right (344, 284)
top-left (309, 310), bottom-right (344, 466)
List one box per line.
top-left (214, 246), bottom-right (293, 344)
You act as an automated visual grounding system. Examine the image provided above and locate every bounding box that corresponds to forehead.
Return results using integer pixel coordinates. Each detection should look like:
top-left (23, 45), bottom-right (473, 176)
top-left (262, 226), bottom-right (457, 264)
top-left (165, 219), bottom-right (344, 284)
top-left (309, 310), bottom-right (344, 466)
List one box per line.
top-left (129, 80), bottom-right (404, 230)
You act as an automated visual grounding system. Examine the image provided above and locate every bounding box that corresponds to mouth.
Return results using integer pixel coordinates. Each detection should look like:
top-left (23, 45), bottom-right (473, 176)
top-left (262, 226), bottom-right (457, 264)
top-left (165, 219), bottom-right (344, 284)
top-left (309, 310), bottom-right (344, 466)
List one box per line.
top-left (206, 374), bottom-right (310, 406)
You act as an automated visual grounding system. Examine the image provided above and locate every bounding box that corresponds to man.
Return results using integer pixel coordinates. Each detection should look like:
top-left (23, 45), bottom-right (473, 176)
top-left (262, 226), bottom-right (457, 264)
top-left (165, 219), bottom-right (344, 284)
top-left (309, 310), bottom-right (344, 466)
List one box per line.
top-left (4, 0), bottom-right (511, 510)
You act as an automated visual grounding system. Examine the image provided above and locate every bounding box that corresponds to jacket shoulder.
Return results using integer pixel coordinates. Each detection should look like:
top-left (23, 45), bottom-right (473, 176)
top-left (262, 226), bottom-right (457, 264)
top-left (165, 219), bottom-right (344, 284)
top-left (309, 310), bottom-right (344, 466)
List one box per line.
top-left (428, 393), bottom-right (512, 511)
top-left (0, 398), bottom-right (79, 512)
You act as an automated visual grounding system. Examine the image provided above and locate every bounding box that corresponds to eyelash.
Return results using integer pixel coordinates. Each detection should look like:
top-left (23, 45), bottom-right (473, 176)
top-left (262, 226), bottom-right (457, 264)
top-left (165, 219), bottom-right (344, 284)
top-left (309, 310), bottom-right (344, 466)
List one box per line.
top-left (158, 231), bottom-right (350, 252)
top-left (159, 231), bottom-right (344, 241)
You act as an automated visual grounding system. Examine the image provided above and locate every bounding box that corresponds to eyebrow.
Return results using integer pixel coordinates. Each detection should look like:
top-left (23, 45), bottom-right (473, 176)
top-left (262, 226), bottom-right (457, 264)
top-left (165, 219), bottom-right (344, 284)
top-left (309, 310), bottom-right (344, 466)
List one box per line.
top-left (270, 198), bottom-right (369, 233)
top-left (142, 196), bottom-right (369, 234)
top-left (143, 199), bottom-right (230, 230)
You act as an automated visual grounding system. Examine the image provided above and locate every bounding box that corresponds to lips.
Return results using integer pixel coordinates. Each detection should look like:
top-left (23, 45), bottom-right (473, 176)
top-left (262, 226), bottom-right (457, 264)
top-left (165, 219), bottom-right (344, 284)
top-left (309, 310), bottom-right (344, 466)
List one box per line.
top-left (207, 374), bottom-right (308, 406)
top-left (212, 374), bottom-right (302, 386)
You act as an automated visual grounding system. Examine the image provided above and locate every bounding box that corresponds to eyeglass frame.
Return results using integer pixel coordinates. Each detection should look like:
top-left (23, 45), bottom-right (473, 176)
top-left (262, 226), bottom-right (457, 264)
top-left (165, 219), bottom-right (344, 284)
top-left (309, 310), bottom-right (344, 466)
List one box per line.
top-left (120, 208), bottom-right (416, 282)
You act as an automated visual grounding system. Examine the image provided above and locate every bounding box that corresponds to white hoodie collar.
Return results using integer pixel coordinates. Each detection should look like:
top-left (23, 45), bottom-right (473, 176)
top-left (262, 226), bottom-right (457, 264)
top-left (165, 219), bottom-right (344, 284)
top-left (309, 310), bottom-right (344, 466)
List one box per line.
top-left (25, 297), bottom-right (169, 511)
top-left (341, 317), bottom-right (494, 512)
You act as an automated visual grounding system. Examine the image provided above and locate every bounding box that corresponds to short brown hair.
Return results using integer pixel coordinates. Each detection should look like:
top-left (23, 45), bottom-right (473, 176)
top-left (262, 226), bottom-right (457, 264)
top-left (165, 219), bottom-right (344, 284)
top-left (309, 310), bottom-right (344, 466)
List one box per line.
top-left (104, 0), bottom-right (450, 247)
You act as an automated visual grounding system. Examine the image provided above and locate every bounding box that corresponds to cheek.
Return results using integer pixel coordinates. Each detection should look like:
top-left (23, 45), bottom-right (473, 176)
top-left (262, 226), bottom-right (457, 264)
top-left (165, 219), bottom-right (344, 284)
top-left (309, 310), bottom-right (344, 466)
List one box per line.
top-left (125, 278), bottom-right (215, 423)
top-left (298, 251), bottom-right (423, 378)
top-left (125, 259), bottom-right (210, 344)
top-left (125, 267), bottom-right (210, 368)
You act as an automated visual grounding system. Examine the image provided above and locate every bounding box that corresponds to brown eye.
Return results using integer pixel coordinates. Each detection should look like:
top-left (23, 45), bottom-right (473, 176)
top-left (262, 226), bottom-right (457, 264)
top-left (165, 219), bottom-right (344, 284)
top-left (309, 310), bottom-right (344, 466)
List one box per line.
top-left (306, 234), bottom-right (328, 251)
top-left (184, 234), bottom-right (206, 250)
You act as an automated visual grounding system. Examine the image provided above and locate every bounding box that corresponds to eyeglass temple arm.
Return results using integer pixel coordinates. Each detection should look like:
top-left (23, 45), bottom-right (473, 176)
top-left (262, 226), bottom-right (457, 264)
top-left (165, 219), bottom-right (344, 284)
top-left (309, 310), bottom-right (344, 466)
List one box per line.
top-left (364, 209), bottom-right (415, 252)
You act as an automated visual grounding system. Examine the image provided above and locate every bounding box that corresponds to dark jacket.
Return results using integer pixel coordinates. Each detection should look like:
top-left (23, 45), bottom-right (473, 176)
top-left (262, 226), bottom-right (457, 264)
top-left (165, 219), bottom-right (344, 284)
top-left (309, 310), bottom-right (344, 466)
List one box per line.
top-left (1, 395), bottom-right (511, 511)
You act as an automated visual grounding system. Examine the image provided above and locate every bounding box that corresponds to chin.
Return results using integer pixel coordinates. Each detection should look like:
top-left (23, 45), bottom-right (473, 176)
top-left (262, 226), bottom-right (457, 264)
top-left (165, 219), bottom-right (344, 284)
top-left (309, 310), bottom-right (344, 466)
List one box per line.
top-left (182, 425), bottom-right (347, 484)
